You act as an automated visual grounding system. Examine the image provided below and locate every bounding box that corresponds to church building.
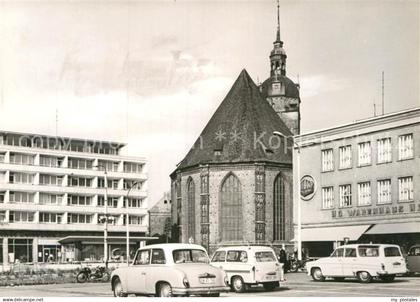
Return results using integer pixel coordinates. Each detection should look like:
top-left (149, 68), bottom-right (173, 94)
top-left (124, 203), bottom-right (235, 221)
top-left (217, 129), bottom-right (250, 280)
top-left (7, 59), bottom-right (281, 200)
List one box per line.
top-left (170, 3), bottom-right (301, 254)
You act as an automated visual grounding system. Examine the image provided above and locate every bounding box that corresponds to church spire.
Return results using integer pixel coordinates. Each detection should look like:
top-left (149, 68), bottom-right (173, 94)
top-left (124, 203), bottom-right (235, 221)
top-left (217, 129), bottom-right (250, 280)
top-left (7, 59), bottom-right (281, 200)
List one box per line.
top-left (270, 0), bottom-right (287, 77)
top-left (276, 0), bottom-right (281, 42)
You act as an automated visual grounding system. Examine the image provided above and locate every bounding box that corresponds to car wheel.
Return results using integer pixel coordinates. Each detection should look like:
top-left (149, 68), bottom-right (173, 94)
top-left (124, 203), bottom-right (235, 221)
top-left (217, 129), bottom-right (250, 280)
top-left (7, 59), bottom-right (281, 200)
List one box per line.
top-left (76, 272), bottom-right (88, 283)
top-left (379, 275), bottom-right (395, 283)
top-left (357, 271), bottom-right (372, 283)
top-left (231, 276), bottom-right (246, 293)
top-left (311, 268), bottom-right (325, 282)
top-left (263, 282), bottom-right (278, 291)
top-left (113, 277), bottom-right (127, 297)
top-left (158, 282), bottom-right (173, 297)
top-left (333, 277), bottom-right (345, 282)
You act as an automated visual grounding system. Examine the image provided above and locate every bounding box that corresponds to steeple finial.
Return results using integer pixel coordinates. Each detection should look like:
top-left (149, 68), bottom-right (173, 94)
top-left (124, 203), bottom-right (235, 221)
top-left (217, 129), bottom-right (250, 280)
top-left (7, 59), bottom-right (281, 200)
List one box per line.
top-left (276, 0), bottom-right (281, 42)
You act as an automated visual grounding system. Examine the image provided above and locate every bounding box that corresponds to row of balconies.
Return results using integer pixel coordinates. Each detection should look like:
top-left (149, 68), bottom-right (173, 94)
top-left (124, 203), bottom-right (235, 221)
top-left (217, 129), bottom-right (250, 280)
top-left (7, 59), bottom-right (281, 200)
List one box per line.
top-left (0, 149), bottom-right (147, 177)
top-left (0, 211), bottom-right (148, 233)
top-left (0, 191), bottom-right (148, 211)
top-left (0, 173), bottom-right (148, 198)
top-left (0, 210), bottom-right (147, 225)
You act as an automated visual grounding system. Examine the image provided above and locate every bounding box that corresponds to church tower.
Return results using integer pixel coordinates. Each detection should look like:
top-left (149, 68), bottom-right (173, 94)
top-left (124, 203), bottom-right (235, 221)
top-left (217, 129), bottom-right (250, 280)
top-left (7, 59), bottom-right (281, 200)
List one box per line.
top-left (260, 0), bottom-right (301, 135)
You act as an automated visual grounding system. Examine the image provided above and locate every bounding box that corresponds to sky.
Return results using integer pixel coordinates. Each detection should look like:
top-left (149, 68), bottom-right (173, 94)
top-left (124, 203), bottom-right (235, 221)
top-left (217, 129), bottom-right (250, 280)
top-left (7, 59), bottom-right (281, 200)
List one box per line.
top-left (0, 0), bottom-right (419, 205)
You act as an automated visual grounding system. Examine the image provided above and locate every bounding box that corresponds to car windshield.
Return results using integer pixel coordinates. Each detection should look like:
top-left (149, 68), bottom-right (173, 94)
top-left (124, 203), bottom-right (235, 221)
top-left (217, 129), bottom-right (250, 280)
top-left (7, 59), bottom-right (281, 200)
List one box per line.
top-left (172, 249), bottom-right (209, 264)
top-left (255, 251), bottom-right (276, 262)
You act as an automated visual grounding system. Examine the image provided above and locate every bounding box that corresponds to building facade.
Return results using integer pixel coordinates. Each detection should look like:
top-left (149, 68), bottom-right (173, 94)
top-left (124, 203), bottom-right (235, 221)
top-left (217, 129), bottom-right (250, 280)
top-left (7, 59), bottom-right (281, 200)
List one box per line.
top-left (148, 192), bottom-right (171, 239)
top-left (171, 70), bottom-right (294, 254)
top-left (294, 108), bottom-right (420, 257)
top-left (0, 131), bottom-right (148, 265)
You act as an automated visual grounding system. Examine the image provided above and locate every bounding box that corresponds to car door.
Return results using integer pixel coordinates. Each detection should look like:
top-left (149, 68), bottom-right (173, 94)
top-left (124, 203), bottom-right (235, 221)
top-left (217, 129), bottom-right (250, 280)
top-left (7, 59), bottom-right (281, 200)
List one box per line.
top-left (323, 248), bottom-right (344, 276)
top-left (225, 250), bottom-right (253, 283)
top-left (127, 249), bottom-right (150, 294)
top-left (342, 247), bottom-right (357, 276)
top-left (145, 248), bottom-right (167, 293)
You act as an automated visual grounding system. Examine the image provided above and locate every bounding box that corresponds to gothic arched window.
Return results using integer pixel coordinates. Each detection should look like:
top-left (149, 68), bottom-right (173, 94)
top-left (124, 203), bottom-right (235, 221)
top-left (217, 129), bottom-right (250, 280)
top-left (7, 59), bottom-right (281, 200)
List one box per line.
top-left (273, 173), bottom-right (286, 241)
top-left (187, 177), bottom-right (195, 241)
top-left (220, 173), bottom-right (242, 241)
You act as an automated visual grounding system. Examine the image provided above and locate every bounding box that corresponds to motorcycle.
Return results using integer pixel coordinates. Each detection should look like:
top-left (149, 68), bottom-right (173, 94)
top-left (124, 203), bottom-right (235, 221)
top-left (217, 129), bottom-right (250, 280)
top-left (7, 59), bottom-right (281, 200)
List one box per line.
top-left (288, 255), bottom-right (313, 273)
top-left (76, 266), bottom-right (110, 283)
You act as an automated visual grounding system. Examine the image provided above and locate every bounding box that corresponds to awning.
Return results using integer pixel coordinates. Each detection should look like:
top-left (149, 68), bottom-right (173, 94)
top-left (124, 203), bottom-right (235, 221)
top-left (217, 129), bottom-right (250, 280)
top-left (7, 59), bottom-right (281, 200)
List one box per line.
top-left (364, 222), bottom-right (420, 235)
top-left (58, 236), bottom-right (159, 245)
top-left (292, 225), bottom-right (371, 242)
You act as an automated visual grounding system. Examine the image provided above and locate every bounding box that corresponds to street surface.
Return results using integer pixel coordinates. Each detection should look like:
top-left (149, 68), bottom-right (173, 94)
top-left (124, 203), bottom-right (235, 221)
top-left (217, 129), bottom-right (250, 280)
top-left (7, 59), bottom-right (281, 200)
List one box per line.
top-left (0, 273), bottom-right (419, 297)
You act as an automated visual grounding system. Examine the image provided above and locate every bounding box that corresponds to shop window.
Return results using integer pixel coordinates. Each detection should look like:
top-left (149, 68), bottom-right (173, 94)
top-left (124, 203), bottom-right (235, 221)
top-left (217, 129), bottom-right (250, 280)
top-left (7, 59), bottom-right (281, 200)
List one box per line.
top-left (8, 238), bottom-right (33, 263)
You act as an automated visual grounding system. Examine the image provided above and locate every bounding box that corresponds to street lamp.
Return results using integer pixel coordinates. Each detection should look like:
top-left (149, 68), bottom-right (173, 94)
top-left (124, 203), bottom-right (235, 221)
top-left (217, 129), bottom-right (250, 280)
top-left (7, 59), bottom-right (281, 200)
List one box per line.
top-left (125, 181), bottom-right (141, 266)
top-left (94, 164), bottom-right (109, 269)
top-left (272, 131), bottom-right (302, 261)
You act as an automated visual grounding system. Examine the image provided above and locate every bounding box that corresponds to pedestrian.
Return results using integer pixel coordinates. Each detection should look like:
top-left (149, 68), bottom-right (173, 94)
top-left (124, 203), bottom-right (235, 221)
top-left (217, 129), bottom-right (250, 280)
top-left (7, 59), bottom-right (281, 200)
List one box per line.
top-left (279, 244), bottom-right (289, 272)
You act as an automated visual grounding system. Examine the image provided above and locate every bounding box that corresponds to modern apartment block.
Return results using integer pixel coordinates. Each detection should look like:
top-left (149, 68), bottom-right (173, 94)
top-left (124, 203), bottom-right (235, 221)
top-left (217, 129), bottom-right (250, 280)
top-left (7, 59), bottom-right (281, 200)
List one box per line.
top-left (294, 107), bottom-right (420, 257)
top-left (0, 131), bottom-right (148, 265)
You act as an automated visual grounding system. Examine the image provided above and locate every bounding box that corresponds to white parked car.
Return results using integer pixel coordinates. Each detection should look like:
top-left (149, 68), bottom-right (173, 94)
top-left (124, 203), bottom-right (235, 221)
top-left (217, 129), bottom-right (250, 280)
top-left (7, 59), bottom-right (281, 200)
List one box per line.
top-left (210, 246), bottom-right (285, 293)
top-left (306, 244), bottom-right (407, 283)
top-left (110, 243), bottom-right (230, 297)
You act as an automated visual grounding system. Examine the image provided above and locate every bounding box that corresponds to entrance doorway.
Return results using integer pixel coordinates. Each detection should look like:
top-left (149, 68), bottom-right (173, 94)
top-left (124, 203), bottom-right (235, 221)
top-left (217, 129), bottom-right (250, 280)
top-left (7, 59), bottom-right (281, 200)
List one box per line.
top-left (38, 245), bottom-right (60, 263)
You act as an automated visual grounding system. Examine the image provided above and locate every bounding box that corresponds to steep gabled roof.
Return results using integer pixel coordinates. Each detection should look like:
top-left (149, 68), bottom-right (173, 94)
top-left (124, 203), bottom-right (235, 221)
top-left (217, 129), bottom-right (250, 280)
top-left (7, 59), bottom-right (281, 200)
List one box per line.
top-left (176, 69), bottom-right (292, 171)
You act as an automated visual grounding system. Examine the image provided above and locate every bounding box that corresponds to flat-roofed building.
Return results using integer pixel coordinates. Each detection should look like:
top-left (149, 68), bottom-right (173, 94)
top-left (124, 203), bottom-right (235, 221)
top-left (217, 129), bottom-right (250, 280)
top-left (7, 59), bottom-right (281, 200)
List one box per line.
top-left (294, 108), bottom-right (420, 257)
top-left (0, 131), bottom-right (148, 265)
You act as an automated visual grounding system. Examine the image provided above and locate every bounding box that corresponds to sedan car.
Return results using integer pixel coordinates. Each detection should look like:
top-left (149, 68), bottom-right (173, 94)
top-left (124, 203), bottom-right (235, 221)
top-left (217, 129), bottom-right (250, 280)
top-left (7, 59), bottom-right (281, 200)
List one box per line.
top-left (110, 243), bottom-right (230, 297)
top-left (407, 245), bottom-right (420, 274)
top-left (306, 244), bottom-right (407, 283)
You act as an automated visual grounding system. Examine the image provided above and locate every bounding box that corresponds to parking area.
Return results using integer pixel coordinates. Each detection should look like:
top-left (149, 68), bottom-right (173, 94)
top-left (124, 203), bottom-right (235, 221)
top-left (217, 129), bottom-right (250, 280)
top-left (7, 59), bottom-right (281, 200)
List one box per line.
top-left (0, 273), bottom-right (419, 297)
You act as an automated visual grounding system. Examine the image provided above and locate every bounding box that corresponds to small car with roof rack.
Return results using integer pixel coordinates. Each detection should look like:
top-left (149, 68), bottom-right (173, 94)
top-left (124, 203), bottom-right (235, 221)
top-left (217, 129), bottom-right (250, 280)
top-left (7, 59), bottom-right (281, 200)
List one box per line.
top-left (210, 245), bottom-right (285, 293)
top-left (110, 243), bottom-right (230, 297)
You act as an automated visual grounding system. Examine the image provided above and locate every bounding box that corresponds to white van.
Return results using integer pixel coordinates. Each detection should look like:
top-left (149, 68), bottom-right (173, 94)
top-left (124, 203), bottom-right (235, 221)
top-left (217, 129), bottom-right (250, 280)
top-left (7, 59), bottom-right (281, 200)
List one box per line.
top-left (210, 246), bottom-right (285, 293)
top-left (306, 244), bottom-right (407, 283)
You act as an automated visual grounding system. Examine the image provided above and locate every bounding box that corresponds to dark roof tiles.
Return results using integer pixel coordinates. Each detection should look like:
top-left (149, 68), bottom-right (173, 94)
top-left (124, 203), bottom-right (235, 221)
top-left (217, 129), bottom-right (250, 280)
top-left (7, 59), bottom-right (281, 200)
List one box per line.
top-left (177, 69), bottom-right (292, 171)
